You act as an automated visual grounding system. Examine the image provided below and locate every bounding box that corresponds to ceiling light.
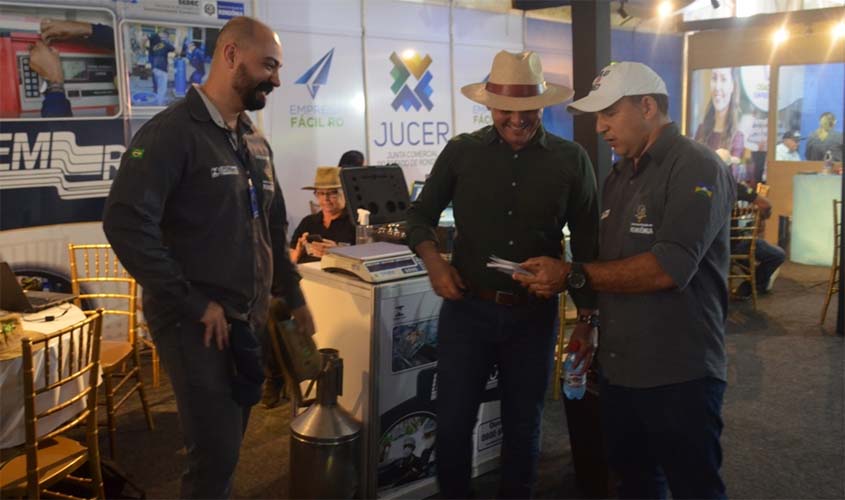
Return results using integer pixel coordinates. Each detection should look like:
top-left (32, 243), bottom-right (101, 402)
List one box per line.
top-left (833, 21), bottom-right (845, 40)
top-left (772, 26), bottom-right (789, 45)
top-left (657, 1), bottom-right (673, 18)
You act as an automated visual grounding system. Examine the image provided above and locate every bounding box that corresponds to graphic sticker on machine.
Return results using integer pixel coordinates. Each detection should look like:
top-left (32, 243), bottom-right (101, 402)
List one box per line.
top-left (391, 317), bottom-right (438, 373)
top-left (0, 3), bottom-right (120, 119)
top-left (377, 412), bottom-right (437, 493)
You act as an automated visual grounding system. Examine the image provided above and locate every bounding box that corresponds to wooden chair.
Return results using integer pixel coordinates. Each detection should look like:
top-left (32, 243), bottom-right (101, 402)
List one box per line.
top-left (67, 244), bottom-right (154, 459)
top-left (821, 200), bottom-right (842, 324)
top-left (0, 310), bottom-right (105, 500)
top-left (552, 290), bottom-right (579, 401)
top-left (729, 205), bottom-right (761, 309)
top-left (756, 182), bottom-right (770, 197)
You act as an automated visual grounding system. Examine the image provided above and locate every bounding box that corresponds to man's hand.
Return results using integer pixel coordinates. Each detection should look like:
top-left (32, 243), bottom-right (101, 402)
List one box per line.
top-left (199, 301), bottom-right (228, 350)
top-left (416, 241), bottom-right (465, 300)
top-left (291, 304), bottom-right (316, 336)
top-left (40, 19), bottom-right (93, 44)
top-left (425, 257), bottom-right (466, 300)
top-left (309, 238), bottom-right (337, 258)
top-left (514, 257), bottom-right (570, 298)
top-left (568, 322), bottom-right (597, 373)
top-left (28, 41), bottom-right (63, 83)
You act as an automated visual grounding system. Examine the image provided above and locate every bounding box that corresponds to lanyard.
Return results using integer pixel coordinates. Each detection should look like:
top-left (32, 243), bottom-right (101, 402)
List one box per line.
top-left (222, 126), bottom-right (260, 220)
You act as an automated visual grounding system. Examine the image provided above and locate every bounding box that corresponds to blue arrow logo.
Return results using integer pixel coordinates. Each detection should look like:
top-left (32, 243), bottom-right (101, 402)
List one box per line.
top-left (295, 48), bottom-right (335, 99)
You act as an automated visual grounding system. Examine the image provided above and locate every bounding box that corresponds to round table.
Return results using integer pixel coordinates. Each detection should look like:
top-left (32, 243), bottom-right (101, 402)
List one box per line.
top-left (0, 304), bottom-right (88, 449)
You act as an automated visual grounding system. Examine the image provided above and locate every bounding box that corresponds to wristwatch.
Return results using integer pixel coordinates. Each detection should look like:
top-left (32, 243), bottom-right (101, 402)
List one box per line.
top-left (577, 313), bottom-right (600, 328)
top-left (566, 262), bottom-right (589, 291)
top-left (43, 81), bottom-right (65, 95)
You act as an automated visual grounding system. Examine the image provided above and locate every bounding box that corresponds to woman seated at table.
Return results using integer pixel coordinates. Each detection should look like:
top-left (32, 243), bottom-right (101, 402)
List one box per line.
top-left (290, 167), bottom-right (356, 264)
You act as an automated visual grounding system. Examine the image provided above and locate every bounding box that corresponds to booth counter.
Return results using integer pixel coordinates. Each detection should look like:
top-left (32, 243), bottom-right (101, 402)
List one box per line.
top-left (299, 262), bottom-right (501, 499)
top-left (791, 174), bottom-right (840, 266)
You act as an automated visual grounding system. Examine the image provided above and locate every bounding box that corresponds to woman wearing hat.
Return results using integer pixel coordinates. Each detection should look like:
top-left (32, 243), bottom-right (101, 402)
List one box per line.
top-left (406, 50), bottom-right (599, 498)
top-left (290, 167), bottom-right (355, 264)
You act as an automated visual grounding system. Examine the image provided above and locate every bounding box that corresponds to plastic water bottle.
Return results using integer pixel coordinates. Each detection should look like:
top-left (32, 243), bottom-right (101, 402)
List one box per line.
top-left (562, 339), bottom-right (586, 400)
top-left (822, 150), bottom-right (834, 175)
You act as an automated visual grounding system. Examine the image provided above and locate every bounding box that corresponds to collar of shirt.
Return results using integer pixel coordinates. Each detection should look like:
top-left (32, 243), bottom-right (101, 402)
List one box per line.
top-left (612, 122), bottom-right (680, 177)
top-left (188, 85), bottom-right (256, 141)
top-left (483, 124), bottom-right (551, 151)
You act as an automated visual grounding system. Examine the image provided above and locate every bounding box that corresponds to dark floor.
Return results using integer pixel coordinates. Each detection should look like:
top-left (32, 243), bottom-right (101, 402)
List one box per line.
top-left (104, 262), bottom-right (844, 499)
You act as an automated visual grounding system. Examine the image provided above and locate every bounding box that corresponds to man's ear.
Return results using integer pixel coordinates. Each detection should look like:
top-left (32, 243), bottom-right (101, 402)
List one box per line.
top-left (223, 43), bottom-right (237, 68)
top-left (641, 95), bottom-right (658, 120)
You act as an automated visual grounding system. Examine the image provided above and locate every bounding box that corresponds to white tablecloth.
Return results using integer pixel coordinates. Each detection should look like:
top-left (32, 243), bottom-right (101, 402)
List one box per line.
top-left (0, 304), bottom-right (89, 449)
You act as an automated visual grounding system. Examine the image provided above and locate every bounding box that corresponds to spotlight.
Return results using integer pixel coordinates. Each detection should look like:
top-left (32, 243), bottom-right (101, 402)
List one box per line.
top-left (617, 0), bottom-right (629, 21)
top-left (772, 26), bottom-right (789, 45)
top-left (401, 49), bottom-right (417, 60)
top-left (834, 21), bottom-right (845, 40)
top-left (711, 0), bottom-right (720, 8)
top-left (657, 1), bottom-right (673, 18)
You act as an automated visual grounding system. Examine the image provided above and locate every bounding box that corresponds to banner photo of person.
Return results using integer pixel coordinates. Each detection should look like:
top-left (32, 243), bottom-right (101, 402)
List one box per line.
top-left (688, 66), bottom-right (770, 183)
top-left (121, 21), bottom-right (219, 112)
top-left (776, 63), bottom-right (844, 163)
top-left (391, 317), bottom-right (437, 373)
top-left (0, 3), bottom-right (119, 120)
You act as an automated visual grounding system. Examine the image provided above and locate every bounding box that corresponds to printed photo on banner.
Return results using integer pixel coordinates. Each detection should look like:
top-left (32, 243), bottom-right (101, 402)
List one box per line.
top-left (391, 318), bottom-right (438, 373)
top-left (121, 21), bottom-right (219, 112)
top-left (0, 3), bottom-right (119, 120)
top-left (776, 63), bottom-right (844, 163)
top-left (688, 66), bottom-right (770, 184)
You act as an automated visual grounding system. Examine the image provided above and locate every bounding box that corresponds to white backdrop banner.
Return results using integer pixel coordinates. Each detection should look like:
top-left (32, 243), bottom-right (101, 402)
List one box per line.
top-left (365, 38), bottom-right (452, 185)
top-left (266, 30), bottom-right (367, 230)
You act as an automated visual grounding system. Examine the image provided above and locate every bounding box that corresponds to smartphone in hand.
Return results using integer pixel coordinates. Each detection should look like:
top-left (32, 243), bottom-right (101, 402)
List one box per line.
top-left (306, 234), bottom-right (323, 243)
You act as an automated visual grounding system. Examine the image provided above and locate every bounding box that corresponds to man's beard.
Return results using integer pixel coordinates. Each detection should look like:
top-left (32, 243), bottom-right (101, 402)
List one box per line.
top-left (234, 63), bottom-right (274, 111)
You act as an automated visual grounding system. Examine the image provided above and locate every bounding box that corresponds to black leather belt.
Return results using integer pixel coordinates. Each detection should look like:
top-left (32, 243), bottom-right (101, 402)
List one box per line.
top-left (472, 288), bottom-right (547, 306)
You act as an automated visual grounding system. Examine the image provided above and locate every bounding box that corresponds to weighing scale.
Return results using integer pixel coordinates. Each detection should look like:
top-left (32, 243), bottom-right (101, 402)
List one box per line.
top-left (321, 242), bottom-right (426, 283)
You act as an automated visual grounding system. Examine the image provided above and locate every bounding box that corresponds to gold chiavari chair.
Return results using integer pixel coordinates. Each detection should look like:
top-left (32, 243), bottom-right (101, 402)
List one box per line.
top-left (0, 310), bottom-right (105, 500)
top-left (821, 200), bottom-right (842, 324)
top-left (729, 205), bottom-right (761, 309)
top-left (67, 244), bottom-right (154, 459)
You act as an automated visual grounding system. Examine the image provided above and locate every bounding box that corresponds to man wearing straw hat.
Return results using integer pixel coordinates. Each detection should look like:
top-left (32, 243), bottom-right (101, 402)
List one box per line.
top-left (406, 50), bottom-right (599, 498)
top-left (514, 62), bottom-right (734, 499)
top-left (289, 166), bottom-right (356, 265)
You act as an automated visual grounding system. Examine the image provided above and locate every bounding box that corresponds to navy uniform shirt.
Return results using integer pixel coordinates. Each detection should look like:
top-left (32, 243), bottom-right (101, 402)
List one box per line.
top-left (104, 86), bottom-right (304, 332)
top-left (597, 123), bottom-right (736, 388)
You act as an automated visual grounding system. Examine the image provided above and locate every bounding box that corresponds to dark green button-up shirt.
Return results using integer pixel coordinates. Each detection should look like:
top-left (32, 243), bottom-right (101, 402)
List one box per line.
top-left (406, 125), bottom-right (599, 308)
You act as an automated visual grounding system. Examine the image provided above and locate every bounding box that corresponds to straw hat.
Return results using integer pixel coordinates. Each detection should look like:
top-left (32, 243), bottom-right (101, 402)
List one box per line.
top-left (460, 51), bottom-right (574, 111)
top-left (302, 166), bottom-right (342, 190)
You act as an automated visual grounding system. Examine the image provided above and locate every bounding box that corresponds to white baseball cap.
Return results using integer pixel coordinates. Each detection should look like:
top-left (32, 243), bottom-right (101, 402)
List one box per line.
top-left (567, 61), bottom-right (668, 114)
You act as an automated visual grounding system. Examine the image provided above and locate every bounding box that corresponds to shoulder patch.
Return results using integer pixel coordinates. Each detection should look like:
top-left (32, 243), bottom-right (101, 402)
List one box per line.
top-left (694, 185), bottom-right (714, 198)
top-left (129, 148), bottom-right (144, 159)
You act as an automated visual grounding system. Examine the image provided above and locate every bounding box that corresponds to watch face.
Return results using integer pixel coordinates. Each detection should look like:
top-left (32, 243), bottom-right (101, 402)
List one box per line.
top-left (568, 272), bottom-right (586, 289)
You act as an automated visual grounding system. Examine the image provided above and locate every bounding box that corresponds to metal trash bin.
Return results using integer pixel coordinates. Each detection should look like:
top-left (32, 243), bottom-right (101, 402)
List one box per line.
top-left (290, 348), bottom-right (361, 499)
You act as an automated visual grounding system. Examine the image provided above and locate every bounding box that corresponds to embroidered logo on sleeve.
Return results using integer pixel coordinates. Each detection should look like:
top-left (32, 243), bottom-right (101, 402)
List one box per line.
top-left (129, 148), bottom-right (144, 159)
top-left (694, 185), bottom-right (714, 198)
top-left (629, 204), bottom-right (654, 234)
top-left (601, 209), bottom-right (611, 220)
top-left (210, 165), bottom-right (239, 178)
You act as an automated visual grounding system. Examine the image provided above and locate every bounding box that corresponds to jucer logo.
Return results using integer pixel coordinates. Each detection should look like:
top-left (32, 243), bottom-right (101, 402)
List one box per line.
top-left (295, 49), bottom-right (335, 99)
top-left (389, 50), bottom-right (433, 111)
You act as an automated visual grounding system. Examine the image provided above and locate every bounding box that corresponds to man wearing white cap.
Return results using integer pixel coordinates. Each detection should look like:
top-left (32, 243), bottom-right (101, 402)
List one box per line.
top-left (406, 50), bottom-right (599, 498)
top-left (514, 62), bottom-right (734, 499)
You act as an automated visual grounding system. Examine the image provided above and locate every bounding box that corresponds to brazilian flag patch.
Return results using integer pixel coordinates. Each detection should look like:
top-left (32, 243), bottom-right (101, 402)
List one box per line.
top-left (129, 148), bottom-right (145, 159)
